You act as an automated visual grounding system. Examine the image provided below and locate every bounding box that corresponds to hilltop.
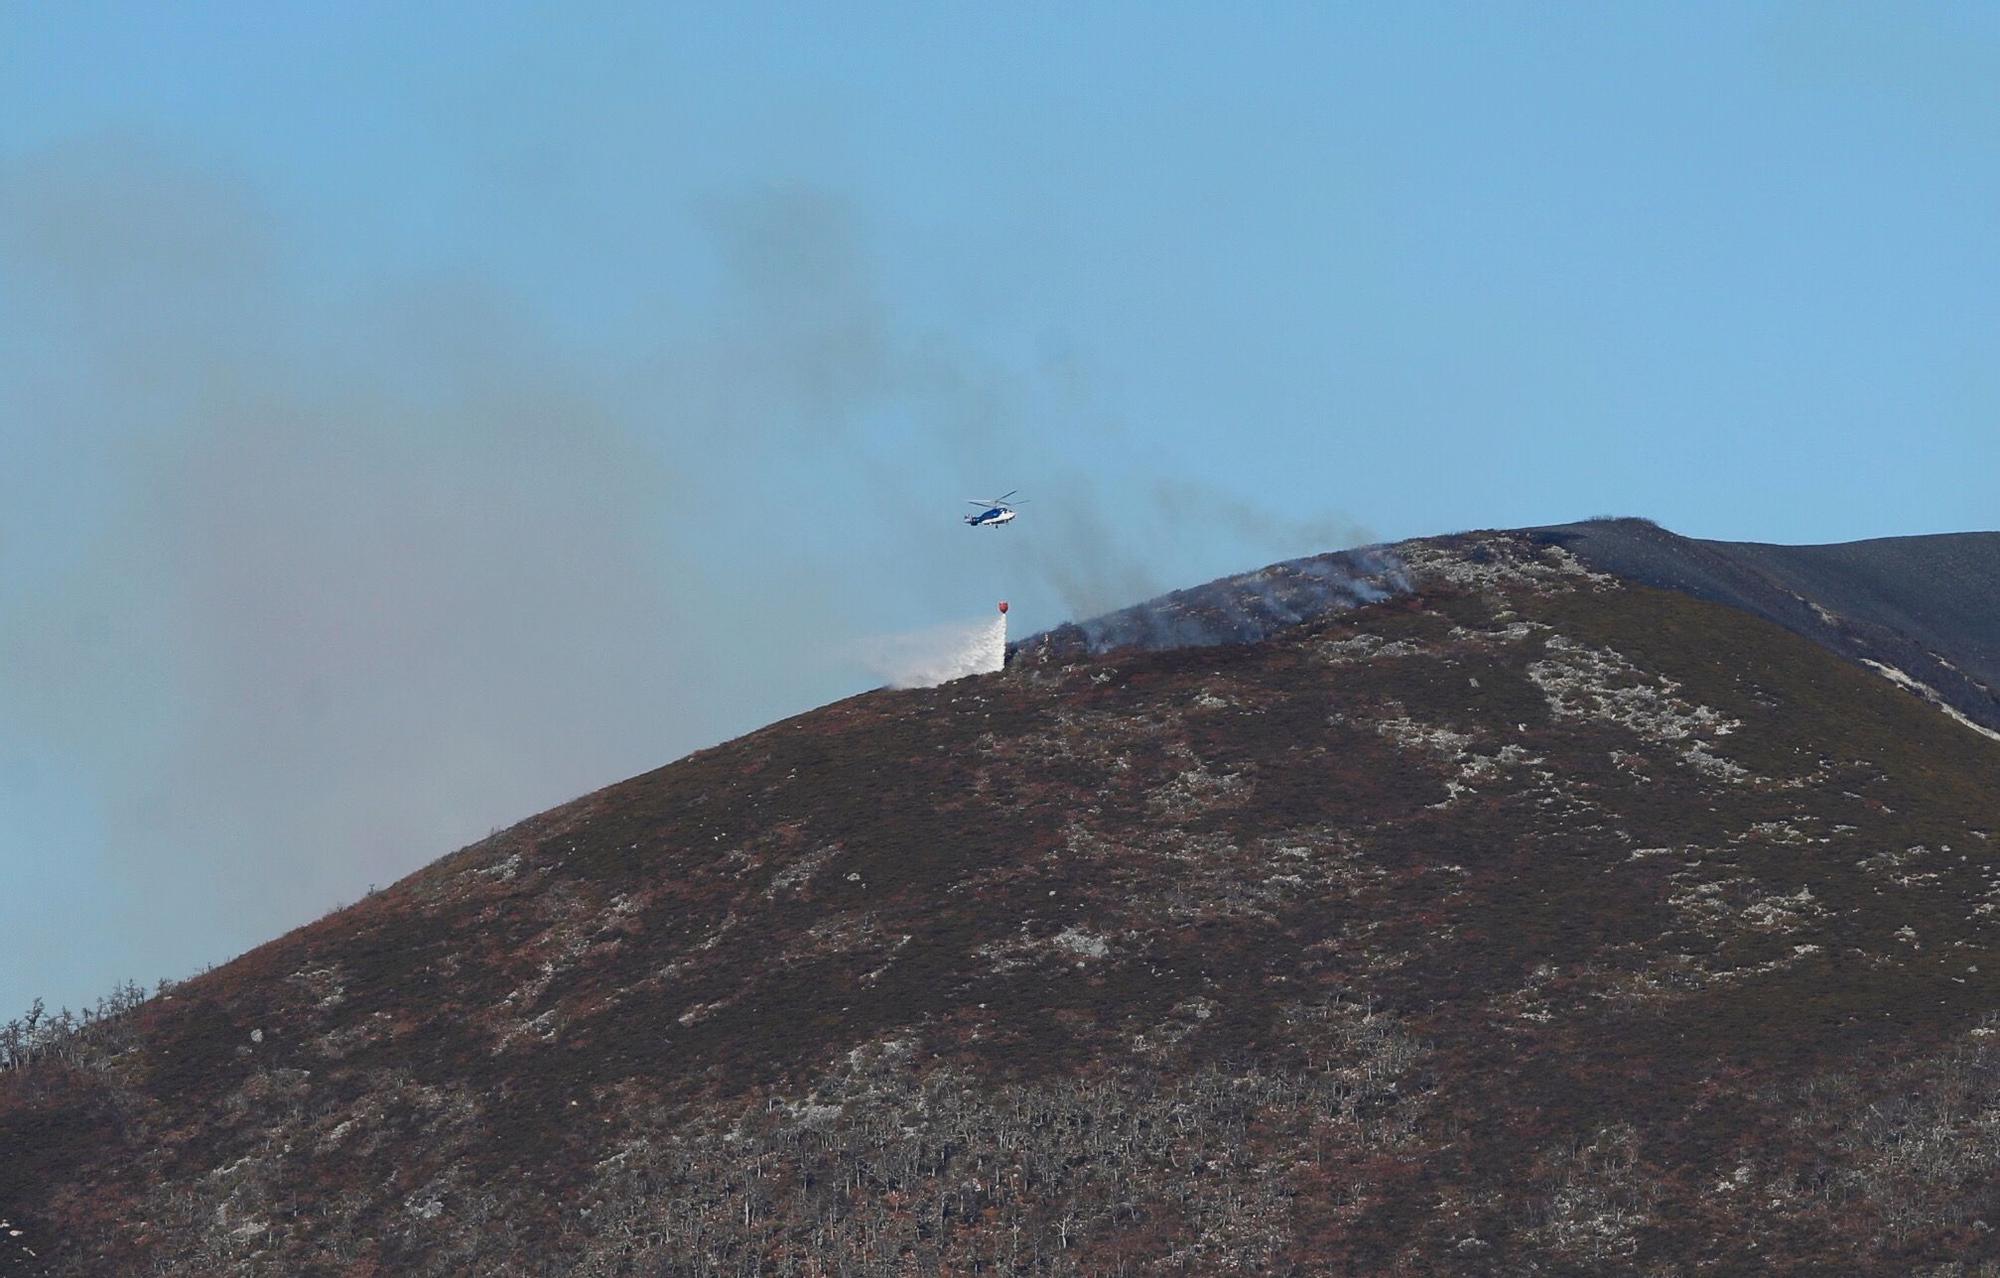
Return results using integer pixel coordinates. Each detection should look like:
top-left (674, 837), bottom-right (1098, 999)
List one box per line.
top-left (4, 524), bottom-right (1998, 1275)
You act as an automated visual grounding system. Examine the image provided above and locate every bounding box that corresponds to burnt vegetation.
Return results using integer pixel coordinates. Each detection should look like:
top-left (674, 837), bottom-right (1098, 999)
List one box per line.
top-left (5, 531), bottom-right (2000, 1275)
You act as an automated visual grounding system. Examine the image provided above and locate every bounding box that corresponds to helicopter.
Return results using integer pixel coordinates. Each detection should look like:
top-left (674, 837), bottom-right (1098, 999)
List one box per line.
top-left (964, 491), bottom-right (1025, 528)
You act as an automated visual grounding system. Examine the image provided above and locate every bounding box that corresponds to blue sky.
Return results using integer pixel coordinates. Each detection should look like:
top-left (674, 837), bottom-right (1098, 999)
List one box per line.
top-left (3, 2), bottom-right (1996, 1015)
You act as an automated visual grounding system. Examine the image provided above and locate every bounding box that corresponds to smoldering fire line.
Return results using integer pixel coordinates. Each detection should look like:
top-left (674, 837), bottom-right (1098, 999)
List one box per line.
top-left (1007, 546), bottom-right (1413, 665)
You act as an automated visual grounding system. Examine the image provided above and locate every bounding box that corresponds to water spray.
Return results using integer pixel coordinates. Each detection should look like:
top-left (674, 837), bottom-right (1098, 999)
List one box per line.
top-left (861, 603), bottom-right (1010, 689)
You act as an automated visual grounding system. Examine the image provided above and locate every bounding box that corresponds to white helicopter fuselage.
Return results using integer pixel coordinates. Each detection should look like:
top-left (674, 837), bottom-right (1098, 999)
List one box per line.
top-left (964, 492), bottom-right (1023, 526)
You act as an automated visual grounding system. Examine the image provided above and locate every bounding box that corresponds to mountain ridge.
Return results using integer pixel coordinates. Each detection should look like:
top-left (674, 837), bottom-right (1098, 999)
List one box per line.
top-left (1529, 518), bottom-right (2000, 735)
top-left (5, 523), bottom-right (1999, 1274)
top-left (1013, 516), bottom-right (1999, 736)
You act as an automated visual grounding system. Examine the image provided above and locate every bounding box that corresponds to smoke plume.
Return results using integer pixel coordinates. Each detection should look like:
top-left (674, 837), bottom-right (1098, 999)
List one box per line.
top-left (0, 141), bottom-right (1378, 1013)
top-left (1013, 546), bottom-right (1413, 663)
top-left (0, 144), bottom-right (851, 1006)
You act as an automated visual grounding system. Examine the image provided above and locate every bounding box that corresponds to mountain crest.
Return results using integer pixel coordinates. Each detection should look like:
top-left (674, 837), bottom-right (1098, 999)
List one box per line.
top-left (5, 524), bottom-right (2000, 1274)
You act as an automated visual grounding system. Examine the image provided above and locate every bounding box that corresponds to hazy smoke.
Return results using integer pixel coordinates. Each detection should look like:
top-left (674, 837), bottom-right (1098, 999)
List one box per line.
top-left (860, 614), bottom-right (1007, 689)
top-left (1149, 479), bottom-right (1378, 560)
top-left (0, 143), bottom-right (852, 1005)
top-left (0, 140), bottom-right (1378, 1013)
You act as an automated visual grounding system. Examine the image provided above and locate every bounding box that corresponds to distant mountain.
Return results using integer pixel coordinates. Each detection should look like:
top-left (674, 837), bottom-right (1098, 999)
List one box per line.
top-left (4, 525), bottom-right (1999, 1274)
top-left (1531, 518), bottom-right (2000, 737)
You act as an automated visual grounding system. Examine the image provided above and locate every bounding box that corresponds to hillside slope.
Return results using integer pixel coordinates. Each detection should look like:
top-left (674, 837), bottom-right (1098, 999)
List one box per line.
top-left (1532, 518), bottom-right (2000, 735)
top-left (5, 531), bottom-right (2000, 1275)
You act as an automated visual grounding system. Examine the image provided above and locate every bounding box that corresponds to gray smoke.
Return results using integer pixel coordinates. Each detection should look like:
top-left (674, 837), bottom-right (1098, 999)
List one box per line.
top-left (1149, 479), bottom-right (1378, 560)
top-left (0, 144), bottom-right (851, 1003)
top-left (1012, 545), bottom-right (1413, 663)
top-left (0, 141), bottom-right (1379, 1012)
